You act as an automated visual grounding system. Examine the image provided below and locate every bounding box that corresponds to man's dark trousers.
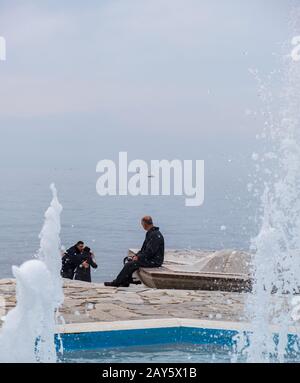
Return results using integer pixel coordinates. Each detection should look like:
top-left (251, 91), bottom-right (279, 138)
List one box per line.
top-left (115, 259), bottom-right (157, 286)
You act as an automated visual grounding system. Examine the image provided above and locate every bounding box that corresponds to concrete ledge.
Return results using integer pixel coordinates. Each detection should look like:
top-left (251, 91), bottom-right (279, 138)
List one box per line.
top-left (57, 318), bottom-right (182, 334)
top-left (56, 318), bottom-right (300, 336)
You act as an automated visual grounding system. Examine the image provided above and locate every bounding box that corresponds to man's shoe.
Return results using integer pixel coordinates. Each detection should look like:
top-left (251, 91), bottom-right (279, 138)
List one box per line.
top-left (104, 281), bottom-right (130, 288)
top-left (128, 276), bottom-right (142, 285)
top-left (104, 281), bottom-right (118, 287)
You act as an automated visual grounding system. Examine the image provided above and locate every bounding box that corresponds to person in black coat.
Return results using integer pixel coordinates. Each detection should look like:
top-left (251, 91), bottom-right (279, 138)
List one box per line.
top-left (74, 247), bottom-right (98, 283)
top-left (61, 241), bottom-right (85, 279)
top-left (104, 216), bottom-right (164, 287)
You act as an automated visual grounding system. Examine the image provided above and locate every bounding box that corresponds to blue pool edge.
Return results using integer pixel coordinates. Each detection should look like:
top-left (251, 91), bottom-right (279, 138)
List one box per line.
top-left (55, 318), bottom-right (300, 352)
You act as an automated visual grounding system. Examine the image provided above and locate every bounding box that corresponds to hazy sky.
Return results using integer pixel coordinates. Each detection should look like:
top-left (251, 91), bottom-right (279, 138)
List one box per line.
top-left (0, 0), bottom-right (296, 169)
top-left (0, 1), bottom-right (299, 273)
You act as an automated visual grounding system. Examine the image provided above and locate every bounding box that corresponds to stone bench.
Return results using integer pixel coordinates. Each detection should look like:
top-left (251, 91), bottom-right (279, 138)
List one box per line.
top-left (128, 249), bottom-right (252, 292)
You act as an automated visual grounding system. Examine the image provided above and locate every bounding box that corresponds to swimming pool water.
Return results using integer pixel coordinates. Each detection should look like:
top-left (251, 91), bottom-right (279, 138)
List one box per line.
top-left (61, 343), bottom-right (238, 363)
top-left (60, 343), bottom-right (300, 363)
top-left (57, 325), bottom-right (300, 363)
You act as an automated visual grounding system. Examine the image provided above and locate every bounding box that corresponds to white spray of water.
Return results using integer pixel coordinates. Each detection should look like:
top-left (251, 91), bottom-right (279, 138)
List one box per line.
top-left (245, 8), bottom-right (300, 362)
top-left (37, 184), bottom-right (64, 308)
top-left (0, 184), bottom-right (64, 362)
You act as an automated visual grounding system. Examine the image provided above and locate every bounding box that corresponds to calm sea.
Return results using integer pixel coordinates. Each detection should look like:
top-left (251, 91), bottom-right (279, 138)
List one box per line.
top-left (0, 159), bottom-right (258, 283)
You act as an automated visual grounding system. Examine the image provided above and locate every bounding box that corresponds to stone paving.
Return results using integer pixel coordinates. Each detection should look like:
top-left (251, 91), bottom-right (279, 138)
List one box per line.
top-left (0, 278), bottom-right (249, 326)
top-left (0, 277), bottom-right (295, 328)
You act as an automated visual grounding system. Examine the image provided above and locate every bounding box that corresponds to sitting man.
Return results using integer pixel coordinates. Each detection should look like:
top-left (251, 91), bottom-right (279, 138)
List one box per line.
top-left (105, 216), bottom-right (164, 287)
top-left (61, 241), bottom-right (85, 279)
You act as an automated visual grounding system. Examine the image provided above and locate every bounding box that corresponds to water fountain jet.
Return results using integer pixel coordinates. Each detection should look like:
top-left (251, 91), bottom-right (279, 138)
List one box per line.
top-left (0, 184), bottom-right (64, 363)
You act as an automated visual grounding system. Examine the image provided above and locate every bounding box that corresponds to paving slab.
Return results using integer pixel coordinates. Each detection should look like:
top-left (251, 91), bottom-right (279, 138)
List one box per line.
top-left (0, 278), bottom-right (294, 328)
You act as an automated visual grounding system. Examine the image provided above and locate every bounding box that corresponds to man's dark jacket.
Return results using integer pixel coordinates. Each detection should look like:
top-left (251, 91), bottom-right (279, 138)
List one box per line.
top-left (137, 227), bottom-right (165, 267)
top-left (61, 246), bottom-right (84, 279)
top-left (74, 252), bottom-right (98, 283)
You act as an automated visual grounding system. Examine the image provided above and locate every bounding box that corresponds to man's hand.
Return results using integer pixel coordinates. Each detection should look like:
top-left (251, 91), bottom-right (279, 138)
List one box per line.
top-left (132, 255), bottom-right (139, 261)
top-left (82, 260), bottom-right (89, 269)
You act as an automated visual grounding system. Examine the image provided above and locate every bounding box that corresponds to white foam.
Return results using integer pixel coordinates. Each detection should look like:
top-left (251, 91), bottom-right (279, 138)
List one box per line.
top-left (0, 184), bottom-right (64, 363)
top-left (244, 7), bottom-right (300, 362)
